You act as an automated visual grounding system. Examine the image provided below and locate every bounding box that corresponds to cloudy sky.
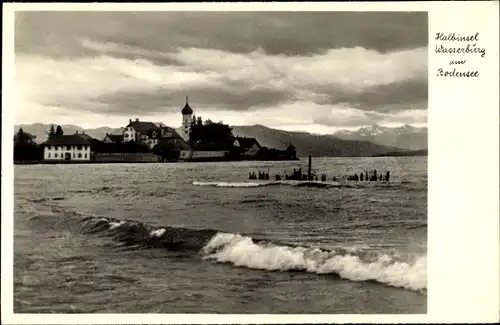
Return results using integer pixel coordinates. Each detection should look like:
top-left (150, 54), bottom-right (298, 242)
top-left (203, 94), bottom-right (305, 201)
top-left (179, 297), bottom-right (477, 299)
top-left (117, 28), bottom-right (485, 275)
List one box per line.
top-left (15, 11), bottom-right (428, 133)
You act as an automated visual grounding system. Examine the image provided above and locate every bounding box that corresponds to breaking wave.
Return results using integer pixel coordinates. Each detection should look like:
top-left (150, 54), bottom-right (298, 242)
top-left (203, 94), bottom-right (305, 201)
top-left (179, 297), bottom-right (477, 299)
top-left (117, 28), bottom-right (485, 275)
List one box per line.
top-left (79, 216), bottom-right (426, 293)
top-left (202, 233), bottom-right (426, 293)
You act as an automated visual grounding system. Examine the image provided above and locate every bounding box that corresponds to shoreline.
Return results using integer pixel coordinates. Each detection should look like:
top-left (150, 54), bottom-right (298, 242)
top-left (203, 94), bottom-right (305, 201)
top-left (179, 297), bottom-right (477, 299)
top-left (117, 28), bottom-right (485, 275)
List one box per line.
top-left (13, 157), bottom-right (300, 165)
top-left (14, 154), bottom-right (427, 165)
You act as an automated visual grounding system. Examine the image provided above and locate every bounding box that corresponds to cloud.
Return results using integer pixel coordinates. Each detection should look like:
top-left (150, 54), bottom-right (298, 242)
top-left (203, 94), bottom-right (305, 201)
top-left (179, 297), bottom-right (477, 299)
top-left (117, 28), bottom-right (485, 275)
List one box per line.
top-left (16, 11), bottom-right (428, 57)
top-left (14, 11), bottom-right (428, 132)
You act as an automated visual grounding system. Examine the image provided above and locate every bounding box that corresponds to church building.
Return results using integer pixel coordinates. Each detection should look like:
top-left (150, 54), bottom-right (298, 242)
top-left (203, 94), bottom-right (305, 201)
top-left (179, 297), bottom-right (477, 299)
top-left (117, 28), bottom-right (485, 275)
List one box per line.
top-left (181, 96), bottom-right (194, 141)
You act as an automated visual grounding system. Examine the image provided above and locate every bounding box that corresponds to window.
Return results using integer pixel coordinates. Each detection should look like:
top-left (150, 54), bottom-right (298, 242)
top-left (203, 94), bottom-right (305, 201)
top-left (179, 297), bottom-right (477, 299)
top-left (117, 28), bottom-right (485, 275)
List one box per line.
top-left (55, 153), bottom-right (58, 158)
top-left (84, 154), bottom-right (87, 159)
top-left (77, 145), bottom-right (82, 150)
top-left (124, 134), bottom-right (129, 138)
top-left (73, 153), bottom-right (76, 158)
top-left (48, 153), bottom-right (51, 158)
top-left (78, 153), bottom-right (82, 158)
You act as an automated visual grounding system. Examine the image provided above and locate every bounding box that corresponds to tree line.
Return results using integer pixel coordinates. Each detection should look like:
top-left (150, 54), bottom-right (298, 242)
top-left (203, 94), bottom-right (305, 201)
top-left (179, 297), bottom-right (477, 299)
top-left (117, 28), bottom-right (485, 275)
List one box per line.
top-left (48, 125), bottom-right (64, 138)
top-left (189, 115), bottom-right (235, 150)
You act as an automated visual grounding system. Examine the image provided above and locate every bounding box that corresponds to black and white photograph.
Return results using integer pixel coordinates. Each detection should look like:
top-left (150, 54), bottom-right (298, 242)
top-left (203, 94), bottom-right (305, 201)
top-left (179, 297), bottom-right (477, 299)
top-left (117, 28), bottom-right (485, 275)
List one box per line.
top-left (11, 9), bottom-right (430, 315)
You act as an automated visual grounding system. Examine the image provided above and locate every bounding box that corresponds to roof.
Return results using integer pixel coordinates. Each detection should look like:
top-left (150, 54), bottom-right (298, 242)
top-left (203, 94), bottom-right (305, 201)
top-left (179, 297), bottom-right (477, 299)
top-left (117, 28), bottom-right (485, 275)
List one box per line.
top-left (181, 96), bottom-right (193, 115)
top-left (105, 134), bottom-right (123, 142)
top-left (42, 134), bottom-right (93, 146)
top-left (126, 121), bottom-right (159, 133)
top-left (181, 103), bottom-right (193, 115)
top-left (234, 137), bottom-right (261, 149)
top-left (160, 127), bottom-right (183, 139)
top-left (76, 132), bottom-right (93, 140)
top-left (153, 138), bottom-right (191, 152)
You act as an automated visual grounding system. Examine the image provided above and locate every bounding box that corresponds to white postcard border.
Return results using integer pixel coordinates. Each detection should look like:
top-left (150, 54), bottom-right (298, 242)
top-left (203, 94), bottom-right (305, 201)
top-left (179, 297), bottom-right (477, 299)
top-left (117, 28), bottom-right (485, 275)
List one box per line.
top-left (2, 1), bottom-right (499, 324)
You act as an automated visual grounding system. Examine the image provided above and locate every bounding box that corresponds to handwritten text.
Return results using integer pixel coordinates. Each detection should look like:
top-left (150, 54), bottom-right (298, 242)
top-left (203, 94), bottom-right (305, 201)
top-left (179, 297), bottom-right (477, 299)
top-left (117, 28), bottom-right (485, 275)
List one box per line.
top-left (435, 32), bottom-right (486, 78)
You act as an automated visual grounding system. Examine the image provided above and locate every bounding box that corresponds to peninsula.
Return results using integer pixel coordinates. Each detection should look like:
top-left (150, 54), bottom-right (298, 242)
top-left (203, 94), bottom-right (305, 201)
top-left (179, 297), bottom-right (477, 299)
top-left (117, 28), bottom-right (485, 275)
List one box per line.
top-left (14, 97), bottom-right (298, 164)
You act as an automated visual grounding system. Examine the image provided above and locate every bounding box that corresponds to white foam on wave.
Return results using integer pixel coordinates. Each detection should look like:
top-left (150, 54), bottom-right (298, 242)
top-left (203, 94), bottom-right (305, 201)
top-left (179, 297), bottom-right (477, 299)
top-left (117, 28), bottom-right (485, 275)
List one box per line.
top-left (150, 228), bottom-right (166, 237)
top-left (192, 181), bottom-right (270, 188)
top-left (192, 180), bottom-right (341, 188)
top-left (109, 220), bottom-right (126, 230)
top-left (201, 233), bottom-right (426, 292)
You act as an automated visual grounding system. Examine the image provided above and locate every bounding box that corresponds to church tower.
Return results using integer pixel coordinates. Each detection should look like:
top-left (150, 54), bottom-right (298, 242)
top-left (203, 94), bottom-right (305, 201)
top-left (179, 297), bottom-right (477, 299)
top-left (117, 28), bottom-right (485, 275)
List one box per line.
top-left (181, 96), bottom-right (194, 141)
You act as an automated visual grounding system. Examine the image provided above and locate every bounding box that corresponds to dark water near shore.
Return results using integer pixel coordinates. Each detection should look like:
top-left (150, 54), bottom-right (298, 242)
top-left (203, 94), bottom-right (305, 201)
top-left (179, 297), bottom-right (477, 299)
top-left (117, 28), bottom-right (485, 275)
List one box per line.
top-left (13, 157), bottom-right (427, 313)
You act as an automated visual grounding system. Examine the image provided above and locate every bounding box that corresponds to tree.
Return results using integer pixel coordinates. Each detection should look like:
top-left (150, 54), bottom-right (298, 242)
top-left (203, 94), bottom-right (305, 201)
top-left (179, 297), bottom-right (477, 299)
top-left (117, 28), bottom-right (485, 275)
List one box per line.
top-left (14, 129), bottom-right (42, 161)
top-left (48, 125), bottom-right (56, 139)
top-left (56, 125), bottom-right (64, 136)
top-left (189, 118), bottom-right (234, 149)
top-left (14, 128), bottom-right (37, 146)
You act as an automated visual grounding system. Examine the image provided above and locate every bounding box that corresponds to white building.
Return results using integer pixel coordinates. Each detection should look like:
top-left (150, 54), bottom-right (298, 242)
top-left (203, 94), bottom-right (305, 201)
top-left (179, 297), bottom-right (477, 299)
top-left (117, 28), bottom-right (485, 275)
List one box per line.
top-left (181, 96), bottom-right (194, 141)
top-left (122, 118), bottom-right (161, 149)
top-left (43, 133), bottom-right (93, 161)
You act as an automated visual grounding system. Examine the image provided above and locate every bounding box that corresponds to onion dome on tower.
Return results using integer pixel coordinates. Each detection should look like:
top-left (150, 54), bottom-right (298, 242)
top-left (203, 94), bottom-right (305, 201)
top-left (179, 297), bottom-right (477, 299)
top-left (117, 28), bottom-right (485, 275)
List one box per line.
top-left (181, 96), bottom-right (193, 115)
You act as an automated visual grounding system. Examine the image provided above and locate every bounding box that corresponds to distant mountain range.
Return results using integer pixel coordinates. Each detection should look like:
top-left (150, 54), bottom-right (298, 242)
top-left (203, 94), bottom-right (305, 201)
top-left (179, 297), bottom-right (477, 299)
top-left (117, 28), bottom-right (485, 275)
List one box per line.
top-left (14, 123), bottom-right (427, 157)
top-left (230, 124), bottom-right (409, 157)
top-left (333, 124), bottom-right (427, 150)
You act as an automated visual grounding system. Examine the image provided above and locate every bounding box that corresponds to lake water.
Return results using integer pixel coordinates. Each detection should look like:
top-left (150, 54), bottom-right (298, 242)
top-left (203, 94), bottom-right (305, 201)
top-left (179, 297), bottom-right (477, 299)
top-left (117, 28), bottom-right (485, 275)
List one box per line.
top-left (13, 157), bottom-right (427, 313)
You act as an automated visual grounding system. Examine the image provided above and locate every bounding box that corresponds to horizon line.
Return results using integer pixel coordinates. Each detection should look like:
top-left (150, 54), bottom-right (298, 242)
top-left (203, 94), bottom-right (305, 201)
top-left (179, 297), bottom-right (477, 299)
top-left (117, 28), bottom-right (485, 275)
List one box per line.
top-left (14, 121), bottom-right (428, 134)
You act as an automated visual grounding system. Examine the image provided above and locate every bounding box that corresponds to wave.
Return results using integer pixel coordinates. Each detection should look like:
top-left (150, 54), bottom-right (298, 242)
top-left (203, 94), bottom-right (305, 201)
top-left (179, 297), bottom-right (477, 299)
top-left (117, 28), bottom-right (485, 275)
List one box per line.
top-left (192, 180), bottom-right (346, 188)
top-left (80, 217), bottom-right (217, 251)
top-left (78, 217), bottom-right (426, 293)
top-left (191, 180), bottom-right (412, 189)
top-left (202, 233), bottom-right (426, 293)
top-left (193, 181), bottom-right (275, 188)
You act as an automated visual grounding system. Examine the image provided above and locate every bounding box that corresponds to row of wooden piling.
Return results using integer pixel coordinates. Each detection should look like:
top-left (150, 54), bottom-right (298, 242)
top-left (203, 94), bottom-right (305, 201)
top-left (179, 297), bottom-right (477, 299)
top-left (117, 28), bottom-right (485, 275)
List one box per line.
top-left (248, 155), bottom-right (391, 182)
top-left (249, 171), bottom-right (270, 180)
top-left (345, 170), bottom-right (390, 182)
top-left (249, 169), bottom-right (390, 182)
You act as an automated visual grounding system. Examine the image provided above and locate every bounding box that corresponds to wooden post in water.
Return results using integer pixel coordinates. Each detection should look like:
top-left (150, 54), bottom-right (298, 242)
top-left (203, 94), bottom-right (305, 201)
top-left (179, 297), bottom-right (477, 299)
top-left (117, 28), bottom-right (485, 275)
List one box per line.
top-left (307, 155), bottom-right (312, 181)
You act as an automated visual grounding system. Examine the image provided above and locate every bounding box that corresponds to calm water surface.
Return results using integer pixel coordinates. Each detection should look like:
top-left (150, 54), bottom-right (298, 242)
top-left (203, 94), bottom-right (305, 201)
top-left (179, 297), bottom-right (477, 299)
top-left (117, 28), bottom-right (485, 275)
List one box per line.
top-left (14, 157), bottom-right (427, 313)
